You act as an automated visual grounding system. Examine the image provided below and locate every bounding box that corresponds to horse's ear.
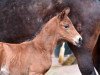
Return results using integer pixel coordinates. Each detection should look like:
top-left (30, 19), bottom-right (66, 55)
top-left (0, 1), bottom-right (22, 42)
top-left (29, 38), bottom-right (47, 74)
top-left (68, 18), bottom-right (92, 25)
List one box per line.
top-left (65, 7), bottom-right (70, 15)
top-left (58, 8), bottom-right (70, 20)
top-left (64, 7), bottom-right (70, 15)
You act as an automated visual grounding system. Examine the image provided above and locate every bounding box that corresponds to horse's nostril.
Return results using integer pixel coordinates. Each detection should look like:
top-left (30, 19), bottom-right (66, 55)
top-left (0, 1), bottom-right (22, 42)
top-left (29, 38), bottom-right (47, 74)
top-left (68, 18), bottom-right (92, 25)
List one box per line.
top-left (79, 38), bottom-right (82, 42)
top-left (73, 36), bottom-right (83, 47)
top-left (78, 38), bottom-right (83, 45)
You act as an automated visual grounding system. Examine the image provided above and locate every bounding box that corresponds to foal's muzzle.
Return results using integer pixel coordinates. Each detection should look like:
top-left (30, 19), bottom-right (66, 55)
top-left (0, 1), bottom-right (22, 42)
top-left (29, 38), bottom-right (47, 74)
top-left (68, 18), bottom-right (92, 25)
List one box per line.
top-left (73, 35), bottom-right (83, 47)
top-left (75, 38), bottom-right (83, 47)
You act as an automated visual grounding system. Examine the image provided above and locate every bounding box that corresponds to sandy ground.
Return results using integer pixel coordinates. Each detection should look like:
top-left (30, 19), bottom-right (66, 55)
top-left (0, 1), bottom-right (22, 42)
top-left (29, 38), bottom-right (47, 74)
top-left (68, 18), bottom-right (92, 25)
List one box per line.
top-left (46, 55), bottom-right (99, 75)
top-left (46, 64), bottom-right (81, 75)
top-left (45, 55), bottom-right (82, 75)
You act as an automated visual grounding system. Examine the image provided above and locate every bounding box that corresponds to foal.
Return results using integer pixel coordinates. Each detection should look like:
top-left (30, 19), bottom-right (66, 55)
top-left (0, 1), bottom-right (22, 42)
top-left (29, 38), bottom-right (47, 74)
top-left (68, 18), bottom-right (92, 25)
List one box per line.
top-left (0, 8), bottom-right (82, 75)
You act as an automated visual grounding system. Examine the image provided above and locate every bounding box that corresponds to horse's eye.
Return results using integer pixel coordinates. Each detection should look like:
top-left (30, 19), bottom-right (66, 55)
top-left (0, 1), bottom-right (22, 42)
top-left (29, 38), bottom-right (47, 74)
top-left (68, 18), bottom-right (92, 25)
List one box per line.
top-left (64, 24), bottom-right (69, 28)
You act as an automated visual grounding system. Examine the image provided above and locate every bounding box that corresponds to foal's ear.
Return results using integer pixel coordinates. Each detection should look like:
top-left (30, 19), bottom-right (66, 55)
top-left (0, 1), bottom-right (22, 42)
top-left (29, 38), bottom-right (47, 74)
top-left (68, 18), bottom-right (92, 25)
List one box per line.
top-left (58, 8), bottom-right (70, 20)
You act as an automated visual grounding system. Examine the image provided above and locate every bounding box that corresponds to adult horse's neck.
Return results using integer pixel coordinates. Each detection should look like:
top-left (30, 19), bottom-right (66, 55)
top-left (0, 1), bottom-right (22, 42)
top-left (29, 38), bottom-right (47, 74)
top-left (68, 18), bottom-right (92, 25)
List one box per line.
top-left (33, 17), bottom-right (59, 54)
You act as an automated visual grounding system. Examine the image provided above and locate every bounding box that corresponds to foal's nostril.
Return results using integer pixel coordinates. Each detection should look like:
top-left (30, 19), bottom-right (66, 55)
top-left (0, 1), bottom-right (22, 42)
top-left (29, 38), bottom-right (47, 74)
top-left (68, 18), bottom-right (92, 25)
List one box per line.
top-left (73, 36), bottom-right (83, 47)
top-left (79, 38), bottom-right (82, 42)
top-left (78, 38), bottom-right (83, 45)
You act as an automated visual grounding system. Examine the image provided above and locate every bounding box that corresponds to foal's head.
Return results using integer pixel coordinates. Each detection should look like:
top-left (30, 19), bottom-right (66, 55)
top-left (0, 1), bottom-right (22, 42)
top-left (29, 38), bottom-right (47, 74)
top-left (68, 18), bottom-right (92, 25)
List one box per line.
top-left (54, 8), bottom-right (82, 47)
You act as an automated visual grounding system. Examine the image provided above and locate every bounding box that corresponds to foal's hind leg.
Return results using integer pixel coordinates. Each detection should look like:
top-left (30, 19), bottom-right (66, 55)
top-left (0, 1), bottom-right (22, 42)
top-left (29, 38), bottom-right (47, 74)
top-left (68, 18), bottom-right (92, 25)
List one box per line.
top-left (0, 43), bottom-right (4, 68)
top-left (93, 36), bottom-right (100, 74)
top-left (0, 44), bottom-right (9, 75)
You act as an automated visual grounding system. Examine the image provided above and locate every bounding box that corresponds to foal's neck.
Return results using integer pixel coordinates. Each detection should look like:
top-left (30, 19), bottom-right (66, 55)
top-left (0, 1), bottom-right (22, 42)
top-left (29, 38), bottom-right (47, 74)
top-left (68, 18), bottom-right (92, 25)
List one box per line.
top-left (33, 17), bottom-right (59, 54)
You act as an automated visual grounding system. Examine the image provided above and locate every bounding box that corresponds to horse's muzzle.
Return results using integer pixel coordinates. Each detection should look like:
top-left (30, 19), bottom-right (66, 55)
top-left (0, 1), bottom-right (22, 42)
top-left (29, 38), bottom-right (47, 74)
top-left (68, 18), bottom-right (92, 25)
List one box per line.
top-left (75, 38), bottom-right (83, 47)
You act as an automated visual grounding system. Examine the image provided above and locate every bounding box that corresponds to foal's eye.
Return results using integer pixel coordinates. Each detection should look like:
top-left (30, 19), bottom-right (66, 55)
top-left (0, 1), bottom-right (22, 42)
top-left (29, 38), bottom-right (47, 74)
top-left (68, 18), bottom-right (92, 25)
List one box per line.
top-left (64, 24), bottom-right (69, 28)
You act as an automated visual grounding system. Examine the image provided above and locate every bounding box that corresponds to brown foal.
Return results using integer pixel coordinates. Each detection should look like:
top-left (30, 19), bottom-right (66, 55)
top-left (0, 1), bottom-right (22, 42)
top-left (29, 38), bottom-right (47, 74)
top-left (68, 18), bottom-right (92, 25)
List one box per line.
top-left (0, 8), bottom-right (82, 75)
